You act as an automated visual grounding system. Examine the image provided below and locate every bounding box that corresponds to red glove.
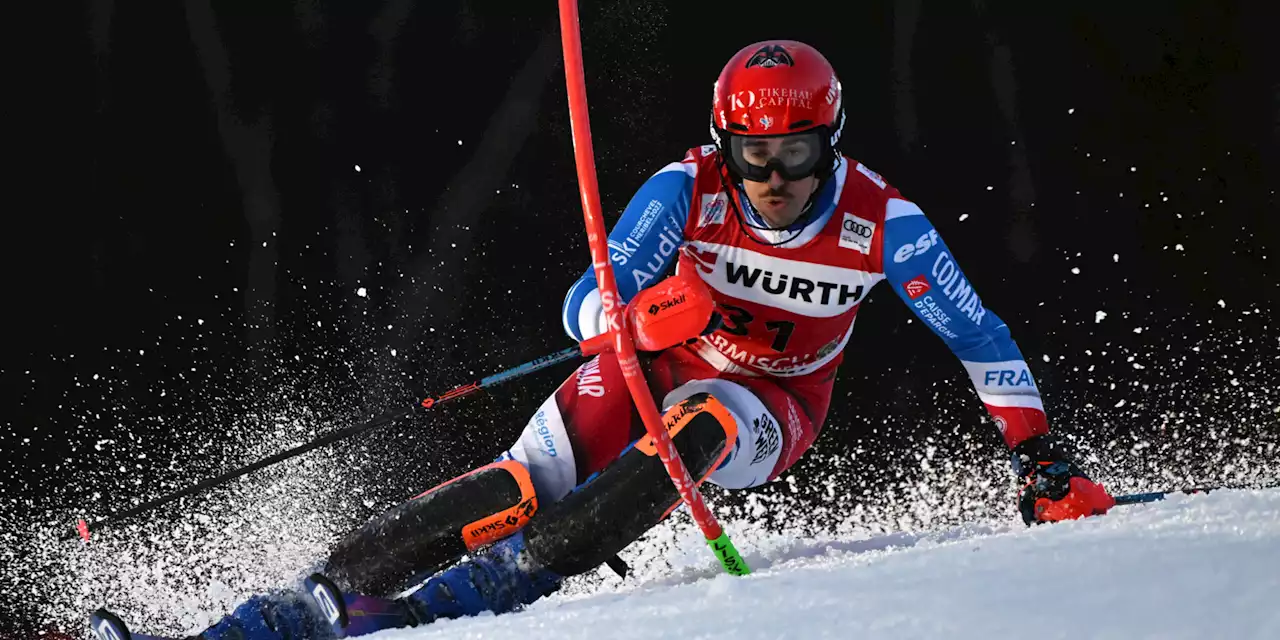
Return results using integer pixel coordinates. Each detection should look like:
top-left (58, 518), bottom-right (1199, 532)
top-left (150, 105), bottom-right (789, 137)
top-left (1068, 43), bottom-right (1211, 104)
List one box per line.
top-left (625, 270), bottom-right (718, 352)
top-left (1011, 435), bottom-right (1116, 525)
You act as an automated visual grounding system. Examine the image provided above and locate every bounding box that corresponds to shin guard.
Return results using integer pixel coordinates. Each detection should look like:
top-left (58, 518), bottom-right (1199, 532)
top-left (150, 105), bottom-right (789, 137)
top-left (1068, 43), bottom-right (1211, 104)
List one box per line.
top-left (521, 392), bottom-right (736, 577)
top-left (325, 459), bottom-right (537, 595)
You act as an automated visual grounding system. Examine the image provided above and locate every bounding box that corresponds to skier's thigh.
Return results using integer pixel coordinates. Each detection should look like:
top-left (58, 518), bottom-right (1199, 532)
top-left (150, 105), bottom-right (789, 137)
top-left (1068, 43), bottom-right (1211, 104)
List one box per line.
top-left (500, 393), bottom-right (578, 504)
top-left (662, 378), bottom-right (783, 489)
top-left (501, 351), bottom-right (643, 503)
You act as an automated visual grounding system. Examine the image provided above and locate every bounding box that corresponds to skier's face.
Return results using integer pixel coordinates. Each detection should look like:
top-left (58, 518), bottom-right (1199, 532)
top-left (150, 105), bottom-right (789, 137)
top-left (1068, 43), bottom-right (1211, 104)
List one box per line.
top-left (740, 166), bottom-right (820, 227)
top-left (731, 135), bottom-right (822, 227)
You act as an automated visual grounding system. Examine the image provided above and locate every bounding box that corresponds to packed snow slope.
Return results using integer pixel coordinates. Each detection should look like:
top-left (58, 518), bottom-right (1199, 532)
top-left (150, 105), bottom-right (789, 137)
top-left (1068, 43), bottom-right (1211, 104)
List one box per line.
top-left (373, 488), bottom-right (1278, 640)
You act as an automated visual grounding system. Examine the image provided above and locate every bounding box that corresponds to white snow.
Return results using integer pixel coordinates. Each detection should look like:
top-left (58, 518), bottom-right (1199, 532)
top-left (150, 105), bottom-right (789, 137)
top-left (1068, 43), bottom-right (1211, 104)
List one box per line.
top-left (367, 489), bottom-right (1280, 640)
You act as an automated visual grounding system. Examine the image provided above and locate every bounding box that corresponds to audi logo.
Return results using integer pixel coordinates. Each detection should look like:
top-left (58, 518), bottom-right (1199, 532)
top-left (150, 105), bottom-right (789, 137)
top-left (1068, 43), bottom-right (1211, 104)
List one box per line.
top-left (843, 219), bottom-right (873, 238)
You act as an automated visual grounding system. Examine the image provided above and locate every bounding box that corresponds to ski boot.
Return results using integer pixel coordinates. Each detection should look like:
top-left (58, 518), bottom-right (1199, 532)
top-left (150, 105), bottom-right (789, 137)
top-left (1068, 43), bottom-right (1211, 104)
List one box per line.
top-left (307, 531), bottom-right (563, 637)
top-left (401, 530), bottom-right (562, 623)
top-left (302, 573), bottom-right (420, 637)
top-left (90, 592), bottom-right (321, 640)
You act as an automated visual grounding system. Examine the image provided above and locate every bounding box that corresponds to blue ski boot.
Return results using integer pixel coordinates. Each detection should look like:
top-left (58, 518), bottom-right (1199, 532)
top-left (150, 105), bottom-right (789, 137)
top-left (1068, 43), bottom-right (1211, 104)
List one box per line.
top-left (197, 593), bottom-right (321, 639)
top-left (402, 530), bottom-right (562, 623)
top-left (303, 573), bottom-right (420, 637)
top-left (90, 594), bottom-right (322, 640)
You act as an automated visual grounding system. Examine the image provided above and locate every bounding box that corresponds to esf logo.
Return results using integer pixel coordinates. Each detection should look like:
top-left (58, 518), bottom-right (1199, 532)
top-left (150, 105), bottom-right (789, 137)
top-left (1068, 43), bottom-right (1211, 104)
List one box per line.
top-left (893, 229), bottom-right (941, 263)
top-left (983, 369), bottom-right (1035, 387)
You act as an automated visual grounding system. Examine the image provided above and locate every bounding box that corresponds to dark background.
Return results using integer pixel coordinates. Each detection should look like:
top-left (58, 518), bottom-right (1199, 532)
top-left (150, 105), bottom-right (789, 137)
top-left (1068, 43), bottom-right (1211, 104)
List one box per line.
top-left (3, 0), bottom-right (1278, 634)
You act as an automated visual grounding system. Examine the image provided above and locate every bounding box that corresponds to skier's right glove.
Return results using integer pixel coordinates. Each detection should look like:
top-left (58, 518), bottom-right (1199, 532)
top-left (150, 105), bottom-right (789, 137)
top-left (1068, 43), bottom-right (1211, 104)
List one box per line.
top-left (1011, 434), bottom-right (1115, 526)
top-left (625, 269), bottom-right (717, 352)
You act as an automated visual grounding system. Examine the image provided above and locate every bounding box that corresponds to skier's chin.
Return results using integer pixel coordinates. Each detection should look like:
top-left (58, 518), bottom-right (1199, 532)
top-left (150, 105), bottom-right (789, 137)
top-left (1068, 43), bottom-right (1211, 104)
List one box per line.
top-left (752, 197), bottom-right (802, 227)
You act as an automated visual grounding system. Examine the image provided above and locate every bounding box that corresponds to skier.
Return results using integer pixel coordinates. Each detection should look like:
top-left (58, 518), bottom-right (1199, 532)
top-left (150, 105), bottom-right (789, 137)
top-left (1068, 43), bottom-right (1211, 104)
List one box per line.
top-left (91, 39), bottom-right (1116, 640)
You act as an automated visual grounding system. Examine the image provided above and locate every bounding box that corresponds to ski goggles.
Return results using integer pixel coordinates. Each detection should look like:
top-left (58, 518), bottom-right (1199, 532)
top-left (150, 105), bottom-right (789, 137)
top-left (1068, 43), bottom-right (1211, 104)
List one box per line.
top-left (725, 130), bottom-right (825, 182)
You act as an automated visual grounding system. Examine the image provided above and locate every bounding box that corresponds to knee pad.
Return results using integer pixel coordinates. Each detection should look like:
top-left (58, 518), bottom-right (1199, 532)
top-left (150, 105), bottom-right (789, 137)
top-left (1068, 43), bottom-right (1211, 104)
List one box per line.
top-left (325, 459), bottom-right (537, 595)
top-left (663, 379), bottom-right (783, 489)
top-left (520, 392), bottom-right (736, 577)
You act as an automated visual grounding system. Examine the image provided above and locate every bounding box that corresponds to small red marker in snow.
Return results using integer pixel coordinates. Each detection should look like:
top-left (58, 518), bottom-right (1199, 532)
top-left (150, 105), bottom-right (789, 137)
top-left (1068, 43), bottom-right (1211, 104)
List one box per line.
top-left (77, 519), bottom-right (91, 542)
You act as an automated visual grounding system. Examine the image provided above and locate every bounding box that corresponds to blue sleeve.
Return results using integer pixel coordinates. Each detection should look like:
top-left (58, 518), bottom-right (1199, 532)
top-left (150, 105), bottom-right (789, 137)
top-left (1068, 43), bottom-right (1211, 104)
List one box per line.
top-left (880, 199), bottom-right (1024, 363)
top-left (880, 198), bottom-right (1048, 442)
top-left (561, 163), bottom-right (694, 341)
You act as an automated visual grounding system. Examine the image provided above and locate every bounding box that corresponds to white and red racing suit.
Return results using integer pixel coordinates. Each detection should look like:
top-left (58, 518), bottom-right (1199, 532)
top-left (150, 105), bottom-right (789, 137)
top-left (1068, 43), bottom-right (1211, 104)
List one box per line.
top-left (502, 146), bottom-right (1049, 502)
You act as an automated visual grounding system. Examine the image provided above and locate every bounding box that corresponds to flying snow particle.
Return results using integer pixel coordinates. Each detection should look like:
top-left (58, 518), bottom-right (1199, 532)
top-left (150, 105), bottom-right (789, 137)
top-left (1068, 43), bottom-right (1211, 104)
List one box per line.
top-left (354, 165), bottom-right (361, 172)
top-left (390, 349), bottom-right (397, 357)
top-left (1175, 244), bottom-right (1184, 251)
top-left (1071, 267), bottom-right (1081, 275)
top-left (1115, 399), bottom-right (1127, 408)
top-left (356, 288), bottom-right (367, 298)
top-left (1133, 327), bottom-right (1144, 334)
top-left (986, 186), bottom-right (994, 191)
top-left (1218, 299), bottom-right (1226, 308)
top-left (1067, 108), bottom-right (1075, 114)
top-left (198, 319), bottom-right (204, 325)
top-left (1113, 254), bottom-right (1120, 262)
top-left (1095, 311), bottom-right (1107, 323)
top-left (1130, 166), bottom-right (1137, 172)
top-left (457, 140), bottom-right (463, 146)
top-left (959, 214), bottom-right (969, 222)
top-left (1042, 355), bottom-right (1051, 363)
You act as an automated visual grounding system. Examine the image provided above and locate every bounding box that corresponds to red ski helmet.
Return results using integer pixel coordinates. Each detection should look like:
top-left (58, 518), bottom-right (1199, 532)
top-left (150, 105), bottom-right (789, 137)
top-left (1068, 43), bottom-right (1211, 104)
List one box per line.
top-left (710, 40), bottom-right (844, 183)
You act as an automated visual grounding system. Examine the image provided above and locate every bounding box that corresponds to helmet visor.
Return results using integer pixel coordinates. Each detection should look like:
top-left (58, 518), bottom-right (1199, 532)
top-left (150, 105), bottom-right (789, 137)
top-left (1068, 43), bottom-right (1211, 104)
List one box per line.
top-left (726, 131), bottom-right (824, 182)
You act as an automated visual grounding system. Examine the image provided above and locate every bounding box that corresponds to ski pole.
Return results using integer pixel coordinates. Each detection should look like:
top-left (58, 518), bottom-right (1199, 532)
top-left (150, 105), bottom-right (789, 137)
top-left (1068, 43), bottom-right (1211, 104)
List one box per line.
top-left (1113, 484), bottom-right (1275, 506)
top-left (556, 0), bottom-right (749, 576)
top-left (69, 339), bottom-right (604, 543)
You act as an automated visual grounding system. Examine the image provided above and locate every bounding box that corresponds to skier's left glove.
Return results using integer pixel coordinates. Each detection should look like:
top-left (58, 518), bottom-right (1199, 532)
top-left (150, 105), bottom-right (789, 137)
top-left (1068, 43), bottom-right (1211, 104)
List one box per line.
top-left (1011, 434), bottom-right (1116, 525)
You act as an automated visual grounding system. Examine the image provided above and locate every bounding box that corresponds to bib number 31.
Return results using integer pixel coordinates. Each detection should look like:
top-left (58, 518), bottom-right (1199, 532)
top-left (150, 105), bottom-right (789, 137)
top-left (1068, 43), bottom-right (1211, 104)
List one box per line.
top-left (717, 303), bottom-right (795, 352)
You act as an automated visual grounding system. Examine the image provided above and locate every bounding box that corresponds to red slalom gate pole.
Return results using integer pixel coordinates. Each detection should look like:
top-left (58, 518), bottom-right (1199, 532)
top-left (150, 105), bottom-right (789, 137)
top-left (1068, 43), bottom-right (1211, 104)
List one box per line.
top-left (555, 0), bottom-right (748, 575)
